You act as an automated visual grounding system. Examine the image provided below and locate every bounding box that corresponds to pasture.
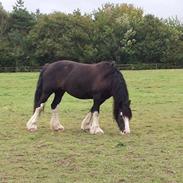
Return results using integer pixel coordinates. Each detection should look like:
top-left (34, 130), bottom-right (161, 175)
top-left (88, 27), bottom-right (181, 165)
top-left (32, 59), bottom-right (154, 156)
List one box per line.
top-left (0, 70), bottom-right (183, 183)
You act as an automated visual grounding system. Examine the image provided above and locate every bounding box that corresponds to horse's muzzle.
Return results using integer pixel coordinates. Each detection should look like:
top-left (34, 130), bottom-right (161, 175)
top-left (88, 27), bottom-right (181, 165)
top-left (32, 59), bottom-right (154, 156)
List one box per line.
top-left (120, 130), bottom-right (131, 135)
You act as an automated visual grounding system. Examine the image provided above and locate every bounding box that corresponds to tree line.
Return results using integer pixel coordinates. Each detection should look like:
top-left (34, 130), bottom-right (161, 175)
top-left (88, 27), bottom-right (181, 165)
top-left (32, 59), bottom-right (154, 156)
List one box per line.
top-left (0, 0), bottom-right (183, 67)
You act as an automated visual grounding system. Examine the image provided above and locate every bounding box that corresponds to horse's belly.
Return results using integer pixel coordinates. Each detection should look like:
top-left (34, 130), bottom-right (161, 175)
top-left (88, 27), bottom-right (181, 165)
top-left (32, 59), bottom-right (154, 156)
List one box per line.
top-left (66, 90), bottom-right (92, 99)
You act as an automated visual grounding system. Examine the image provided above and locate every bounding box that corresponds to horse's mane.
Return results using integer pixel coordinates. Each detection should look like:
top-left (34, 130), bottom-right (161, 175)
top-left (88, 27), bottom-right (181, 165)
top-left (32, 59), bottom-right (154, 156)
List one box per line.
top-left (112, 68), bottom-right (129, 122)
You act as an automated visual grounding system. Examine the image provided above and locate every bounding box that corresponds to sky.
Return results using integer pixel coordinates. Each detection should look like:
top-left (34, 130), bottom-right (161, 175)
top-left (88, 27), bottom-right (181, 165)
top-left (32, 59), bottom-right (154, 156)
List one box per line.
top-left (1, 0), bottom-right (183, 21)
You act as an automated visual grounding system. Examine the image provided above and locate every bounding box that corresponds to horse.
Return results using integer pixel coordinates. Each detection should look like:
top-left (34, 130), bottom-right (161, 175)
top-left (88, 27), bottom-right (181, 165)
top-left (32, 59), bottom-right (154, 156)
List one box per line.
top-left (26, 60), bottom-right (132, 135)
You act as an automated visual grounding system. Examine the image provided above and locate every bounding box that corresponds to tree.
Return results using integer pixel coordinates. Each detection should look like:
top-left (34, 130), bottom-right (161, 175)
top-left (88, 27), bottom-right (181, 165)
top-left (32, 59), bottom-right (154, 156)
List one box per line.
top-left (93, 3), bottom-right (143, 63)
top-left (0, 2), bottom-right (8, 36)
top-left (133, 15), bottom-right (170, 63)
top-left (0, 2), bottom-right (14, 67)
top-left (7, 0), bottom-right (36, 67)
top-left (28, 11), bottom-right (95, 65)
top-left (161, 18), bottom-right (183, 65)
top-left (1, 1), bottom-right (183, 67)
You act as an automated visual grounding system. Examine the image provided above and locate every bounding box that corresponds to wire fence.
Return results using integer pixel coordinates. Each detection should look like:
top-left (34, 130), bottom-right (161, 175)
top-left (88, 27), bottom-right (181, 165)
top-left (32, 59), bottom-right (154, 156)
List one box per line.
top-left (0, 63), bottom-right (183, 72)
top-left (117, 63), bottom-right (183, 70)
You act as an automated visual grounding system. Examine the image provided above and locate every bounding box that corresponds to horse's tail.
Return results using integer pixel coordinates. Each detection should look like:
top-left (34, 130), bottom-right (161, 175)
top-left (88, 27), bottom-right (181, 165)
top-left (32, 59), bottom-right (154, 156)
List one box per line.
top-left (33, 64), bottom-right (48, 113)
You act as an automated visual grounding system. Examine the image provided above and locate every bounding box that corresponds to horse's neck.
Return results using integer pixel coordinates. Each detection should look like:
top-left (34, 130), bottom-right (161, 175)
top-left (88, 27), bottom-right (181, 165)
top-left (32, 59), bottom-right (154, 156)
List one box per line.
top-left (112, 73), bottom-right (129, 105)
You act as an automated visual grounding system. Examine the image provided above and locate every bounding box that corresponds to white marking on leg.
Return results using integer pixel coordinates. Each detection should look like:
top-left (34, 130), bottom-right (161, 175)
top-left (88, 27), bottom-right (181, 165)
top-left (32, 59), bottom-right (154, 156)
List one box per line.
top-left (50, 105), bottom-right (64, 131)
top-left (123, 116), bottom-right (130, 134)
top-left (90, 111), bottom-right (104, 134)
top-left (81, 112), bottom-right (92, 130)
top-left (26, 103), bottom-right (44, 132)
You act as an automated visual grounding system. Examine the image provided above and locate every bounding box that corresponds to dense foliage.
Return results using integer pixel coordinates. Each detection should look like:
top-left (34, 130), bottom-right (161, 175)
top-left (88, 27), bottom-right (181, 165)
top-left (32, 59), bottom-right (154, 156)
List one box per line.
top-left (0, 0), bottom-right (183, 67)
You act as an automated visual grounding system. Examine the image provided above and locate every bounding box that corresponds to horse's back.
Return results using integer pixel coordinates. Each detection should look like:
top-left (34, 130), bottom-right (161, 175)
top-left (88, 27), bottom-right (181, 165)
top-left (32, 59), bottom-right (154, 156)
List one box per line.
top-left (43, 60), bottom-right (115, 78)
top-left (41, 60), bottom-right (116, 98)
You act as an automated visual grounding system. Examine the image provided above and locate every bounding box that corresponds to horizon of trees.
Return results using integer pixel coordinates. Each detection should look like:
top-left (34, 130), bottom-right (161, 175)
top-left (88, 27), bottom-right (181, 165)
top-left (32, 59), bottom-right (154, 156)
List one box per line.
top-left (0, 0), bottom-right (183, 67)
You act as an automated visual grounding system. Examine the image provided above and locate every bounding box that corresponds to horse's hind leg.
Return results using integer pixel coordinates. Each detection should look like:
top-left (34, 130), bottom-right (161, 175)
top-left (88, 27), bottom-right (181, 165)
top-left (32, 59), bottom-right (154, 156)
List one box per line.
top-left (26, 104), bottom-right (44, 132)
top-left (26, 92), bottom-right (51, 132)
top-left (50, 90), bottom-right (65, 131)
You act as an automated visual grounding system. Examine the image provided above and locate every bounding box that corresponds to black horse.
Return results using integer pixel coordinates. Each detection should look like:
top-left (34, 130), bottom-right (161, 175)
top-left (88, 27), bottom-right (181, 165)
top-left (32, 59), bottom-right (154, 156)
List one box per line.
top-left (26, 60), bottom-right (132, 134)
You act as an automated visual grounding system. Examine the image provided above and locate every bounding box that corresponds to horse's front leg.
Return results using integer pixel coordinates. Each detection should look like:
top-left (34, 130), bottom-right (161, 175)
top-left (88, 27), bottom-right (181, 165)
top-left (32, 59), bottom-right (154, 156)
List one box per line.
top-left (50, 105), bottom-right (64, 131)
top-left (89, 111), bottom-right (104, 134)
top-left (81, 111), bottom-right (104, 134)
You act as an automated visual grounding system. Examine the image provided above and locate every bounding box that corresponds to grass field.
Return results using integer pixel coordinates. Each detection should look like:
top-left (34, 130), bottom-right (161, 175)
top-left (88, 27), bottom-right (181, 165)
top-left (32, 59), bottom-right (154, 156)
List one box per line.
top-left (0, 70), bottom-right (183, 183)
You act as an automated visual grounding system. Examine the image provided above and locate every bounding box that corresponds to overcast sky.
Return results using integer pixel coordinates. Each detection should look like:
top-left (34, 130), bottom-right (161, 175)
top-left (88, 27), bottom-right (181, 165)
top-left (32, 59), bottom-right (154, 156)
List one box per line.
top-left (1, 0), bottom-right (183, 21)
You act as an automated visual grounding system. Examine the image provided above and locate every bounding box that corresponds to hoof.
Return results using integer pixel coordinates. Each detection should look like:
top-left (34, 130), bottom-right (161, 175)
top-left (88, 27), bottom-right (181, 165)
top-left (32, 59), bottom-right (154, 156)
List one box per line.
top-left (120, 131), bottom-right (130, 135)
top-left (51, 125), bottom-right (64, 132)
top-left (95, 128), bottom-right (104, 134)
top-left (81, 126), bottom-right (90, 131)
top-left (27, 126), bottom-right (37, 132)
top-left (53, 127), bottom-right (64, 131)
top-left (90, 127), bottom-right (104, 135)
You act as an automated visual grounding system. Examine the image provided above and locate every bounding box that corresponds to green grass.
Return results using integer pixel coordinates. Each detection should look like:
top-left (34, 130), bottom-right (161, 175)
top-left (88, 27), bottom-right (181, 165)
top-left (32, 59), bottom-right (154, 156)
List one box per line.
top-left (0, 70), bottom-right (183, 183)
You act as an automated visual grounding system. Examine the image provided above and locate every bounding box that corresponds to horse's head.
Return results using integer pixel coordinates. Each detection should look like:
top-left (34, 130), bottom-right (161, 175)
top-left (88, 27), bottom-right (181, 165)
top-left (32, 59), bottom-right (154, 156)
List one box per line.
top-left (116, 100), bottom-right (132, 134)
top-left (112, 68), bottom-right (132, 134)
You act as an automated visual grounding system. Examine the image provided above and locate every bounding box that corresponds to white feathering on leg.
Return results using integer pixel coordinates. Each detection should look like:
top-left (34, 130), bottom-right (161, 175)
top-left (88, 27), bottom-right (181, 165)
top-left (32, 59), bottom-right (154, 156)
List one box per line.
top-left (50, 105), bottom-right (64, 131)
top-left (90, 111), bottom-right (104, 134)
top-left (26, 103), bottom-right (44, 132)
top-left (81, 112), bottom-right (92, 130)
